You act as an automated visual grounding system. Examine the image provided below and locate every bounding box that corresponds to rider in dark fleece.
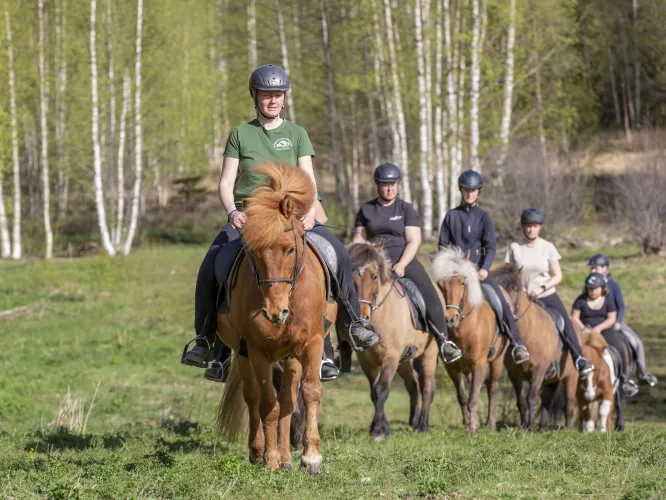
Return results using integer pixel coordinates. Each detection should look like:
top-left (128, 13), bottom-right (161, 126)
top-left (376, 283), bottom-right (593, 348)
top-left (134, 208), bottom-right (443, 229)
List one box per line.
top-left (438, 170), bottom-right (530, 365)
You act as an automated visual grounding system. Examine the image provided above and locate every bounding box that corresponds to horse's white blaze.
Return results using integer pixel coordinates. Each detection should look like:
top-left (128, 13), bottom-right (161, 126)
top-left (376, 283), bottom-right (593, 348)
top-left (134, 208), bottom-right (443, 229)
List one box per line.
top-left (584, 420), bottom-right (595, 433)
top-left (584, 373), bottom-right (596, 402)
top-left (599, 399), bottom-right (612, 432)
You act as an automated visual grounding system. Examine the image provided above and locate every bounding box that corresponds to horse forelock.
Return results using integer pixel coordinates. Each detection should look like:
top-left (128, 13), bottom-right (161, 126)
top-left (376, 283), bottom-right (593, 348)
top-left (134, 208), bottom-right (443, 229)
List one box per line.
top-left (493, 264), bottom-right (522, 292)
top-left (431, 246), bottom-right (483, 306)
top-left (242, 161), bottom-right (315, 251)
top-left (348, 241), bottom-right (393, 284)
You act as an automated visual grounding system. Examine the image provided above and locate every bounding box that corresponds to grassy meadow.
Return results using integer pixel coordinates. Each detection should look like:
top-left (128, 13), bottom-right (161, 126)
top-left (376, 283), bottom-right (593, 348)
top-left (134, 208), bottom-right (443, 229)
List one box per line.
top-left (1, 242), bottom-right (665, 499)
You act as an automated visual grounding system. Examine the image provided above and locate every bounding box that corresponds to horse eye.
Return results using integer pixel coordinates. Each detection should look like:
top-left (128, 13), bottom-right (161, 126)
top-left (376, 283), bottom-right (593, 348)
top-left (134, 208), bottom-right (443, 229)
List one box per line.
top-left (372, 275), bottom-right (378, 281)
top-left (287, 247), bottom-right (295, 256)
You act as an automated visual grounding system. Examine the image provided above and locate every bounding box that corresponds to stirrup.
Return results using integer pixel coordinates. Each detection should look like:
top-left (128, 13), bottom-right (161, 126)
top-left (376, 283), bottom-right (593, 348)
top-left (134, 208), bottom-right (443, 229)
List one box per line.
top-left (440, 340), bottom-right (462, 364)
top-left (320, 357), bottom-right (339, 382)
top-left (180, 336), bottom-right (211, 368)
top-left (347, 319), bottom-right (380, 352)
top-left (204, 360), bottom-right (226, 383)
top-left (511, 344), bottom-right (530, 364)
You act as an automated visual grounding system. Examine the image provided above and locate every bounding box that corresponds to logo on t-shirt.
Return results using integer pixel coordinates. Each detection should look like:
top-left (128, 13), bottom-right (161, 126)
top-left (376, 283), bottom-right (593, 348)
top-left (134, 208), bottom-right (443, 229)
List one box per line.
top-left (389, 215), bottom-right (403, 221)
top-left (273, 138), bottom-right (292, 151)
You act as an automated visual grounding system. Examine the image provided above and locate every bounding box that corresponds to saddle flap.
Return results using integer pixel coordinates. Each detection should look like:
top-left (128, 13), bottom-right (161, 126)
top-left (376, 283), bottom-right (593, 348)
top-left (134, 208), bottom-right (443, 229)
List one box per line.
top-left (305, 238), bottom-right (336, 303)
top-left (602, 347), bottom-right (619, 391)
top-left (534, 299), bottom-right (565, 350)
top-left (605, 344), bottom-right (623, 380)
top-left (481, 283), bottom-right (504, 325)
top-left (214, 239), bottom-right (243, 314)
top-left (306, 232), bottom-right (338, 277)
top-left (398, 278), bottom-right (427, 331)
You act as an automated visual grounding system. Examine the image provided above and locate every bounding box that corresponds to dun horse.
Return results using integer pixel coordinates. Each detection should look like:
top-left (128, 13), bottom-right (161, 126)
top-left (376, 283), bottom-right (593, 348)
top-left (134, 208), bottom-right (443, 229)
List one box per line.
top-left (216, 162), bottom-right (336, 474)
top-left (493, 266), bottom-right (580, 430)
top-left (431, 247), bottom-right (507, 435)
top-left (348, 241), bottom-right (439, 440)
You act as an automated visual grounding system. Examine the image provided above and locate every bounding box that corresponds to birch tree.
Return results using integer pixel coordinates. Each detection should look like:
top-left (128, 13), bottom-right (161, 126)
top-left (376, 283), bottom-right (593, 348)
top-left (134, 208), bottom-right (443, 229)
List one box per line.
top-left (0, 174), bottom-right (9, 258)
top-left (122, 0), bottom-right (144, 256)
top-left (4, 9), bottom-right (20, 259)
top-left (415, 0), bottom-right (433, 238)
top-left (90, 0), bottom-right (116, 256)
top-left (434, 0), bottom-right (447, 223)
top-left (248, 0), bottom-right (257, 71)
top-left (55, 0), bottom-right (69, 221)
top-left (274, 0), bottom-right (296, 122)
top-left (444, 0), bottom-right (460, 208)
top-left (469, 0), bottom-right (481, 172)
top-left (39, 0), bottom-right (53, 259)
top-left (106, 0), bottom-right (116, 228)
top-left (114, 70), bottom-right (130, 248)
top-left (495, 0), bottom-right (516, 175)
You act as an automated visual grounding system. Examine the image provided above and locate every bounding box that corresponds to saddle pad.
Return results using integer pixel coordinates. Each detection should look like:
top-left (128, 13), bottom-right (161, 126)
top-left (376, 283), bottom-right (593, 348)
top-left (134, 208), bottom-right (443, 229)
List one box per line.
top-left (397, 278), bottom-right (427, 332)
top-left (602, 348), bottom-right (619, 392)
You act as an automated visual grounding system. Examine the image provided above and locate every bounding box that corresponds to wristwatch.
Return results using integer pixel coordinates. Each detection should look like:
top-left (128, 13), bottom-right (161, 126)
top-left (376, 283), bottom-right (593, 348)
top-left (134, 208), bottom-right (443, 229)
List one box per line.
top-left (227, 209), bottom-right (238, 223)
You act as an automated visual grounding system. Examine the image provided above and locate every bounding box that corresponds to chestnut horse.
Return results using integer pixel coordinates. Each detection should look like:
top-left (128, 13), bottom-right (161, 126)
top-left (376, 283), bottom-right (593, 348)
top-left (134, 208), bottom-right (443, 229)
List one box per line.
top-left (348, 241), bottom-right (439, 440)
top-left (431, 247), bottom-right (508, 435)
top-left (493, 266), bottom-right (580, 430)
top-left (216, 162), bottom-right (337, 474)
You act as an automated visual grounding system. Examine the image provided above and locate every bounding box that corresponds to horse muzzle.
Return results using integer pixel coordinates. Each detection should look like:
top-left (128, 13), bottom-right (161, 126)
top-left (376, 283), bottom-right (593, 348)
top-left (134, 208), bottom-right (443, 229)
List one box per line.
top-left (262, 307), bottom-right (290, 325)
top-left (446, 313), bottom-right (461, 329)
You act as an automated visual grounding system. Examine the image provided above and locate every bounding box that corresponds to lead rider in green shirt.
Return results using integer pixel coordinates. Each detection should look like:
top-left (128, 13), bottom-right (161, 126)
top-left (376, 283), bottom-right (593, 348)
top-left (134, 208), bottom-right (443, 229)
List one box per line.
top-left (181, 64), bottom-right (380, 381)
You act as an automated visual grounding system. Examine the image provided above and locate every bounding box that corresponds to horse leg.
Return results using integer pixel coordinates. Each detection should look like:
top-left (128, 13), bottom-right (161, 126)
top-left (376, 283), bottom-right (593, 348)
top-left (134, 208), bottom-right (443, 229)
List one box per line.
top-left (249, 351), bottom-right (280, 470)
top-left (527, 368), bottom-right (546, 431)
top-left (290, 387), bottom-right (306, 450)
top-left (615, 391), bottom-right (625, 431)
top-left (299, 336), bottom-right (324, 474)
top-left (508, 367), bottom-right (527, 429)
top-left (415, 346), bottom-right (437, 432)
top-left (239, 355), bottom-right (265, 464)
top-left (396, 361), bottom-right (420, 430)
top-left (564, 375), bottom-right (578, 428)
top-left (539, 384), bottom-right (553, 431)
top-left (447, 365), bottom-right (470, 429)
top-left (277, 357), bottom-right (302, 471)
top-left (370, 359), bottom-right (399, 440)
top-left (468, 363), bottom-right (486, 436)
top-left (486, 358), bottom-right (503, 430)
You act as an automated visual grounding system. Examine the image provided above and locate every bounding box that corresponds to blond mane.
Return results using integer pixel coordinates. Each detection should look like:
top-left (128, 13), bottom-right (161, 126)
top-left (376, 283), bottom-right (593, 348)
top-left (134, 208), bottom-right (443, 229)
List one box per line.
top-left (242, 161), bottom-right (315, 251)
top-left (430, 246), bottom-right (484, 307)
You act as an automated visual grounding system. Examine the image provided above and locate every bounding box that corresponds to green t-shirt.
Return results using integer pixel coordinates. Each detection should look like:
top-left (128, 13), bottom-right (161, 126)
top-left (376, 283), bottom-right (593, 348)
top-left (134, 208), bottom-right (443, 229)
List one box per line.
top-left (223, 119), bottom-right (316, 204)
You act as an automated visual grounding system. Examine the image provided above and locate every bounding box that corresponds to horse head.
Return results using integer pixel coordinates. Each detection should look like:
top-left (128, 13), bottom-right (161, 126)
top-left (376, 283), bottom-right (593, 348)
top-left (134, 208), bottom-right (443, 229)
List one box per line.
top-left (242, 162), bottom-right (314, 326)
top-left (579, 332), bottom-right (609, 402)
top-left (348, 240), bottom-right (392, 320)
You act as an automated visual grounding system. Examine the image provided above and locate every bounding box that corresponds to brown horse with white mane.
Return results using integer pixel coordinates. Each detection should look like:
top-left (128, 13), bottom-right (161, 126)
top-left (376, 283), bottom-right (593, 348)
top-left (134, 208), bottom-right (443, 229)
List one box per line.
top-left (348, 241), bottom-right (439, 440)
top-left (431, 247), bottom-right (508, 435)
top-left (216, 162), bottom-right (337, 474)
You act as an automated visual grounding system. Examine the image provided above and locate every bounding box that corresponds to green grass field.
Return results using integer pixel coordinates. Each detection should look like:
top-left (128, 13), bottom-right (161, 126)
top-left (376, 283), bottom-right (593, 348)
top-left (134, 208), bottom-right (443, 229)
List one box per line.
top-left (1, 243), bottom-right (665, 499)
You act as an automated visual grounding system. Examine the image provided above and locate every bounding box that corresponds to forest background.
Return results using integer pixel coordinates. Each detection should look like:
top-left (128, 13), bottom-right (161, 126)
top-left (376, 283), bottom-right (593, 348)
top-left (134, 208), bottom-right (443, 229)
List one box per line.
top-left (1, 0), bottom-right (666, 260)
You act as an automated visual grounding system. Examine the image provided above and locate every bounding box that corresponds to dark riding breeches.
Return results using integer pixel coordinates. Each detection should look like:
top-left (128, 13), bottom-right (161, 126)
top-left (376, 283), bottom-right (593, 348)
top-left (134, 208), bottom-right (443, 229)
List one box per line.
top-left (481, 274), bottom-right (524, 346)
top-left (601, 328), bottom-right (630, 380)
top-left (539, 292), bottom-right (584, 358)
top-left (402, 259), bottom-right (447, 335)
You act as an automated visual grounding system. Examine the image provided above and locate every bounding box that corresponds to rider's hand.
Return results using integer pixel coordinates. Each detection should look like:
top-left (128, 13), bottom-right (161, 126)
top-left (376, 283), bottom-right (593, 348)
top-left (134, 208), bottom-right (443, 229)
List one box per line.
top-left (478, 269), bottom-right (488, 281)
top-left (527, 289), bottom-right (539, 298)
top-left (230, 211), bottom-right (246, 230)
top-left (392, 263), bottom-right (406, 277)
top-left (300, 213), bottom-right (315, 231)
top-left (614, 322), bottom-right (622, 331)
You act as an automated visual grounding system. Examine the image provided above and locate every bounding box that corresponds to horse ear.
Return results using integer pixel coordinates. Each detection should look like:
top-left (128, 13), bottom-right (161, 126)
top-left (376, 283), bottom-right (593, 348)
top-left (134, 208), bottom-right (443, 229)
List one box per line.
top-left (464, 250), bottom-right (471, 260)
top-left (371, 240), bottom-right (384, 251)
top-left (280, 196), bottom-right (294, 218)
top-left (242, 199), bottom-right (250, 210)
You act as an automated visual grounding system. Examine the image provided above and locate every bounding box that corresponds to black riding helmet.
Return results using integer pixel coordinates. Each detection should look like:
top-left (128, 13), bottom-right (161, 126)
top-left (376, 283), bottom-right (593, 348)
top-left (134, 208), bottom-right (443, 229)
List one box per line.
top-left (248, 64), bottom-right (290, 95)
top-left (458, 170), bottom-right (483, 189)
top-left (521, 207), bottom-right (545, 225)
top-left (374, 163), bottom-right (402, 183)
top-left (588, 254), bottom-right (610, 267)
top-left (585, 272), bottom-right (607, 289)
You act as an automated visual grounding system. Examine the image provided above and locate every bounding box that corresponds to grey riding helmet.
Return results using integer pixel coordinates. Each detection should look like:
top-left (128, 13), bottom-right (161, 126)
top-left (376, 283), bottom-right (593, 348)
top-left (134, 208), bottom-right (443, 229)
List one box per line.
top-left (588, 254), bottom-right (610, 267)
top-left (521, 207), bottom-right (545, 225)
top-left (585, 272), bottom-right (607, 289)
top-left (458, 170), bottom-right (483, 189)
top-left (248, 64), bottom-right (290, 96)
top-left (374, 163), bottom-right (402, 183)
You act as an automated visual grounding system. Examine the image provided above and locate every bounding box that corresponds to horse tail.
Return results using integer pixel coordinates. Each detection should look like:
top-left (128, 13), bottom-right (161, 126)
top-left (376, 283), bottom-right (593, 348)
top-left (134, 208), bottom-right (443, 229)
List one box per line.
top-left (216, 352), bottom-right (247, 441)
top-left (546, 380), bottom-right (566, 423)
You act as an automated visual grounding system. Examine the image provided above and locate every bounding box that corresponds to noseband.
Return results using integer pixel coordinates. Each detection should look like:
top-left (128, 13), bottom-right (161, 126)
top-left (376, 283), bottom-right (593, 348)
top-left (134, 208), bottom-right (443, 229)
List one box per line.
top-left (356, 266), bottom-right (401, 314)
top-left (445, 275), bottom-right (473, 323)
top-left (244, 222), bottom-right (308, 298)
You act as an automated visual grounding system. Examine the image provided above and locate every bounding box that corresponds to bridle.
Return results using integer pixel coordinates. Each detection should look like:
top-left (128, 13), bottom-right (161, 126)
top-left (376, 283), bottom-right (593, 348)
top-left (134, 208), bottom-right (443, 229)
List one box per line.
top-left (356, 265), bottom-right (402, 315)
top-left (512, 290), bottom-right (533, 322)
top-left (445, 275), bottom-right (474, 324)
top-left (244, 222), bottom-right (308, 298)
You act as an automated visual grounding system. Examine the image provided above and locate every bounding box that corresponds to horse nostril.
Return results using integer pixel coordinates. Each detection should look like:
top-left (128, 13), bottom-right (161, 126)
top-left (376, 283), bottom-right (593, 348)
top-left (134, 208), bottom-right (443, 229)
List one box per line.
top-left (281, 309), bottom-right (289, 317)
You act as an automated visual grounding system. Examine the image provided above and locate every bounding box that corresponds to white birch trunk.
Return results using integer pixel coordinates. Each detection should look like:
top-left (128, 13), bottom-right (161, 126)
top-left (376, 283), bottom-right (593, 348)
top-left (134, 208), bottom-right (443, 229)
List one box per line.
top-left (469, 0), bottom-right (481, 172)
top-left (496, 0), bottom-right (516, 175)
top-left (5, 10), bottom-right (21, 259)
top-left (274, 0), bottom-right (296, 122)
top-left (364, 46), bottom-right (380, 165)
top-left (531, 7), bottom-right (548, 168)
top-left (372, 0), bottom-right (393, 163)
top-left (248, 0), bottom-right (257, 70)
top-left (415, 0), bottom-right (432, 238)
top-left (434, 0), bottom-right (447, 224)
top-left (114, 70), bottom-right (130, 248)
top-left (122, 0), bottom-right (143, 256)
top-left (607, 45), bottom-right (621, 126)
top-left (55, 0), bottom-right (69, 221)
top-left (0, 179), bottom-right (9, 258)
top-left (444, 0), bottom-right (459, 208)
top-left (423, 0), bottom-right (433, 175)
top-left (382, 0), bottom-right (411, 202)
top-left (456, 8), bottom-right (466, 175)
top-left (39, 0), bottom-right (53, 259)
top-left (106, 0), bottom-right (116, 233)
top-left (90, 0), bottom-right (116, 256)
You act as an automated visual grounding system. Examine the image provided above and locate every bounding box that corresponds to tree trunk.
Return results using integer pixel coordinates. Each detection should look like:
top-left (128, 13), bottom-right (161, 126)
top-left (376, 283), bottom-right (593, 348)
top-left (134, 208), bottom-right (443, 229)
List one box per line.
top-left (434, 0), bottom-right (447, 224)
top-left (364, 44), bottom-right (380, 166)
top-left (469, 0), bottom-right (481, 172)
top-left (632, 0), bottom-right (640, 125)
top-left (39, 0), bottom-right (53, 259)
top-left (122, 0), bottom-right (143, 256)
top-left (415, 0), bottom-right (433, 239)
top-left (496, 0), bottom-right (516, 176)
top-left (531, 3), bottom-right (548, 168)
top-left (382, 0), bottom-right (411, 202)
top-left (616, 27), bottom-right (632, 144)
top-left (293, 0), bottom-right (302, 77)
top-left (444, 0), bottom-right (459, 208)
top-left (606, 45), bottom-right (621, 126)
top-left (106, 0), bottom-right (116, 234)
top-left (114, 70), bottom-right (130, 248)
top-left (55, 0), bottom-right (69, 222)
top-left (90, 0), bottom-right (116, 256)
top-left (5, 10), bottom-right (21, 259)
top-left (456, 6), bottom-right (466, 178)
top-left (0, 177), bottom-right (9, 258)
top-left (372, 0), bottom-right (394, 165)
top-left (274, 0), bottom-right (296, 122)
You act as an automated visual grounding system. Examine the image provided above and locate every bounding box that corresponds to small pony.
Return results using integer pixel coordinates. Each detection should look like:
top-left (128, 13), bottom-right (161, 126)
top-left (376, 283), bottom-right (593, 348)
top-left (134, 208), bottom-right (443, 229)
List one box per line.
top-left (493, 265), bottom-right (581, 430)
top-left (348, 241), bottom-right (439, 440)
top-left (431, 247), bottom-right (508, 435)
top-left (216, 162), bottom-right (337, 474)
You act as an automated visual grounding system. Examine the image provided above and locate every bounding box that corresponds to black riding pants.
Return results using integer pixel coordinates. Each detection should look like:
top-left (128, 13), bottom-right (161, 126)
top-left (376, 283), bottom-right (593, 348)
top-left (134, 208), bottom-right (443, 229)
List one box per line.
top-left (481, 274), bottom-right (524, 346)
top-left (539, 292), bottom-right (584, 358)
top-left (402, 259), bottom-right (447, 336)
top-left (601, 328), bottom-right (629, 380)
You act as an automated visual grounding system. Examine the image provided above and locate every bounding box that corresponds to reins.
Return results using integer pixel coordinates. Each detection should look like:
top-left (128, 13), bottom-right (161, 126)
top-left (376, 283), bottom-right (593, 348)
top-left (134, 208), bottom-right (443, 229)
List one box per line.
top-left (356, 268), bottom-right (403, 314)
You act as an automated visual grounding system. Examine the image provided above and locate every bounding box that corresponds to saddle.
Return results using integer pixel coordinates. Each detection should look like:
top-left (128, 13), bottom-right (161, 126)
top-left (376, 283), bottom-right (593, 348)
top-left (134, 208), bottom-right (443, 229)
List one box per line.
top-left (396, 278), bottom-right (428, 333)
top-left (214, 232), bottom-right (339, 313)
top-left (481, 284), bottom-right (507, 334)
top-left (603, 346), bottom-right (621, 392)
top-left (533, 299), bottom-right (565, 352)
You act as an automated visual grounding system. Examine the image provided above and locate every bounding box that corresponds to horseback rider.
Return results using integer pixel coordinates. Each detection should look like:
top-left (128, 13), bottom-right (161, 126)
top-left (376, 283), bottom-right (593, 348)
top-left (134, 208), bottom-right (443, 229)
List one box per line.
top-left (504, 208), bottom-right (594, 375)
top-left (588, 254), bottom-right (658, 387)
top-left (352, 163), bottom-right (462, 363)
top-left (572, 272), bottom-right (638, 396)
top-left (181, 64), bottom-right (379, 381)
top-left (437, 170), bottom-right (530, 364)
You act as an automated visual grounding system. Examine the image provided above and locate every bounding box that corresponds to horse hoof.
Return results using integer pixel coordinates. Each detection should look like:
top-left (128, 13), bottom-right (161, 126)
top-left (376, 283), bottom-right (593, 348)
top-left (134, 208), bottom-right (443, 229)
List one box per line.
top-left (300, 454), bottom-right (323, 475)
top-left (373, 434), bottom-right (386, 443)
top-left (280, 462), bottom-right (293, 471)
top-left (416, 424), bottom-right (430, 433)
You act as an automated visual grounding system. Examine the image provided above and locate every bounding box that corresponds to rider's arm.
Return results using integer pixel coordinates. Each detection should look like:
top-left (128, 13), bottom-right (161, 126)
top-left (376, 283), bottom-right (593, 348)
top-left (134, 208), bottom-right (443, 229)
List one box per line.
top-left (396, 226), bottom-right (421, 268)
top-left (437, 213), bottom-right (451, 251)
top-left (594, 311), bottom-right (617, 333)
top-left (314, 200), bottom-right (328, 224)
top-left (353, 227), bottom-right (368, 243)
top-left (478, 213), bottom-right (497, 272)
top-left (571, 308), bottom-right (586, 331)
top-left (297, 155), bottom-right (318, 218)
top-left (219, 156), bottom-right (240, 215)
top-left (610, 281), bottom-right (626, 324)
top-left (545, 259), bottom-right (563, 291)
